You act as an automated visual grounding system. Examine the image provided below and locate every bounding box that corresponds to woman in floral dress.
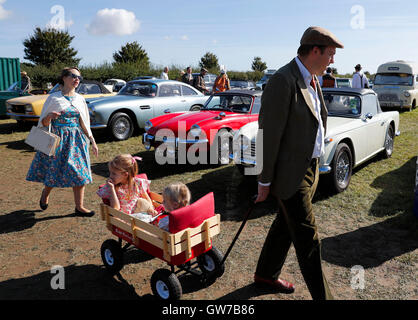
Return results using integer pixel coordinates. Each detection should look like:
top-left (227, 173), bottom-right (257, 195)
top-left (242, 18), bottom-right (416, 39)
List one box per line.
top-left (26, 67), bottom-right (99, 216)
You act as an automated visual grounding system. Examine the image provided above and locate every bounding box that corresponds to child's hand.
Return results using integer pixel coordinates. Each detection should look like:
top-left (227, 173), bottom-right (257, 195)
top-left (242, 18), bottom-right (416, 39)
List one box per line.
top-left (106, 178), bottom-right (115, 189)
top-left (147, 207), bottom-right (158, 216)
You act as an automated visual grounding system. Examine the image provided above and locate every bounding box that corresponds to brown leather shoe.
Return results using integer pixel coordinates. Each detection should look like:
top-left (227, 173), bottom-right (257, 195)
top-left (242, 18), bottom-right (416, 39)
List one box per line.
top-left (254, 274), bottom-right (295, 293)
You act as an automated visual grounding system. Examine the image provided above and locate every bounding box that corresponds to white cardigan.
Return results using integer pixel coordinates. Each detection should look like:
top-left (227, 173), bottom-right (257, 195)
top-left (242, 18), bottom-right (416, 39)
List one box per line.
top-left (38, 91), bottom-right (93, 138)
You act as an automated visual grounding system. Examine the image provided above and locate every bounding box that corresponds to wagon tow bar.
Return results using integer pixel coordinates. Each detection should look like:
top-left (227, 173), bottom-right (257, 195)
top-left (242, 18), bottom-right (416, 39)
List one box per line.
top-left (220, 195), bottom-right (258, 266)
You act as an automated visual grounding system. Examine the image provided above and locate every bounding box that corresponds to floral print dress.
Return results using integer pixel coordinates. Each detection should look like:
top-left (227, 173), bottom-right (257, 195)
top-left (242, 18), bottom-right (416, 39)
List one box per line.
top-left (97, 177), bottom-right (151, 214)
top-left (26, 96), bottom-right (92, 187)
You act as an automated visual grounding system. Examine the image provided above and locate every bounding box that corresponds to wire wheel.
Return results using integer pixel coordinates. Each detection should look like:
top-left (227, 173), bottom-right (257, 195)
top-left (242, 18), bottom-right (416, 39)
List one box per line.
top-left (383, 125), bottom-right (394, 158)
top-left (109, 112), bottom-right (134, 141)
top-left (331, 143), bottom-right (352, 193)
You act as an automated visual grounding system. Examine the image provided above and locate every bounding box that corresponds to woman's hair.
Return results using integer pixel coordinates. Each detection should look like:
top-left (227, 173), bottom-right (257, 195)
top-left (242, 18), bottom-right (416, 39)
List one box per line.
top-left (163, 182), bottom-right (191, 210)
top-left (108, 154), bottom-right (139, 195)
top-left (58, 67), bottom-right (81, 85)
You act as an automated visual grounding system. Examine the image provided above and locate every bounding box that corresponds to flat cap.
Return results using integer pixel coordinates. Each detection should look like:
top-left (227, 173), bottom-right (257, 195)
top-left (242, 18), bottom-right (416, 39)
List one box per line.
top-left (300, 26), bottom-right (344, 48)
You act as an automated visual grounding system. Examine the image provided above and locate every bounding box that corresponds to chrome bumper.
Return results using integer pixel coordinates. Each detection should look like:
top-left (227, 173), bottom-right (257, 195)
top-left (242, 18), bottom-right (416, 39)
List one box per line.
top-left (143, 133), bottom-right (208, 150)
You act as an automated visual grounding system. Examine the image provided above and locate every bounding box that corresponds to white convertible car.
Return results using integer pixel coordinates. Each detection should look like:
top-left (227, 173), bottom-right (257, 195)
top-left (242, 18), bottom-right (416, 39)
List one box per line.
top-left (231, 88), bottom-right (400, 193)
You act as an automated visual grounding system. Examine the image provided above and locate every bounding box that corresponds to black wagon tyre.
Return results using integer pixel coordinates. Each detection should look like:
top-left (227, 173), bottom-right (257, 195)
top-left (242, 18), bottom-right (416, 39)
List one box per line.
top-left (151, 269), bottom-right (182, 300)
top-left (108, 112), bottom-right (134, 141)
top-left (331, 143), bottom-right (352, 193)
top-left (197, 246), bottom-right (225, 279)
top-left (215, 130), bottom-right (233, 165)
top-left (190, 105), bottom-right (201, 111)
top-left (383, 125), bottom-right (395, 159)
top-left (101, 239), bottom-right (124, 274)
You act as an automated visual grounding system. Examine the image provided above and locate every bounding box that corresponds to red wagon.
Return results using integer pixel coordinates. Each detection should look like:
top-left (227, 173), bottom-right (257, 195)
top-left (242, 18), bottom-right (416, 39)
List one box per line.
top-left (99, 177), bottom-right (224, 300)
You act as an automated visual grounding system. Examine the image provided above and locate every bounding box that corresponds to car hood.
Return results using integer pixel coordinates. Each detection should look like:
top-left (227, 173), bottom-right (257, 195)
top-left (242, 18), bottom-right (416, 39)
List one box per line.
top-left (87, 94), bottom-right (148, 107)
top-left (6, 94), bottom-right (48, 105)
top-left (150, 110), bottom-right (241, 135)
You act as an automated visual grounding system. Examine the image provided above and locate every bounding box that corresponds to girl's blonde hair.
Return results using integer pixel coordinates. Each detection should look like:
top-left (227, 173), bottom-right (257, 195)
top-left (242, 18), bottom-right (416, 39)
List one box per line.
top-left (109, 154), bottom-right (139, 195)
top-left (163, 182), bottom-right (191, 209)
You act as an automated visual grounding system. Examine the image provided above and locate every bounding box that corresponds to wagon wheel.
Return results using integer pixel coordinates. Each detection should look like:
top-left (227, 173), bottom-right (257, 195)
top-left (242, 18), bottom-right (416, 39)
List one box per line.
top-left (150, 269), bottom-right (182, 300)
top-left (100, 239), bottom-right (124, 274)
top-left (382, 125), bottom-right (394, 159)
top-left (330, 143), bottom-right (352, 193)
top-left (197, 246), bottom-right (225, 284)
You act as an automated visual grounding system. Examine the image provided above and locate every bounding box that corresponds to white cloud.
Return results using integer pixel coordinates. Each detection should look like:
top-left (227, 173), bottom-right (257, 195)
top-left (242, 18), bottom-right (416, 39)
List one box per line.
top-left (180, 35), bottom-right (189, 41)
top-left (0, 0), bottom-right (11, 20)
top-left (87, 8), bottom-right (140, 36)
top-left (164, 35), bottom-right (171, 40)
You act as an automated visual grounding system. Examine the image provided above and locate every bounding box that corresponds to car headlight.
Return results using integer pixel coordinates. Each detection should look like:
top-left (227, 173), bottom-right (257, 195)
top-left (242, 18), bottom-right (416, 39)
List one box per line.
top-left (403, 91), bottom-right (410, 97)
top-left (189, 124), bottom-right (201, 137)
top-left (144, 120), bottom-right (153, 132)
top-left (24, 104), bottom-right (33, 113)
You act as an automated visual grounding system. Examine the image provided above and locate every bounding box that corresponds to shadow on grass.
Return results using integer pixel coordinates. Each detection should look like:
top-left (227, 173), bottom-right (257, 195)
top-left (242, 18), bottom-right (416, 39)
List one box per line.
top-left (0, 210), bottom-right (95, 235)
top-left (322, 157), bottom-right (418, 268)
top-left (0, 139), bottom-right (34, 152)
top-left (0, 120), bottom-right (31, 135)
top-left (0, 264), bottom-right (154, 300)
top-left (216, 282), bottom-right (294, 300)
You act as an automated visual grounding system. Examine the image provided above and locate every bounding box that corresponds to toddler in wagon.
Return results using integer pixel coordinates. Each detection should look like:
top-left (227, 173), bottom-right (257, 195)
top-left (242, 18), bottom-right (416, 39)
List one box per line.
top-left (158, 182), bottom-right (191, 231)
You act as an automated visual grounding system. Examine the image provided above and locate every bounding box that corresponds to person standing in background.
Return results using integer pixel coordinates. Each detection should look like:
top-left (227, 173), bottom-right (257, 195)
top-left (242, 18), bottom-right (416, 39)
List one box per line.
top-left (352, 64), bottom-right (369, 88)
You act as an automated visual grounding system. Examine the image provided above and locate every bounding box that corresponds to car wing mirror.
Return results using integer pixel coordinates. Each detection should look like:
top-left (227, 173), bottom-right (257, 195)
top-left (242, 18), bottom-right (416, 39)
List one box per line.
top-left (365, 113), bottom-right (373, 120)
top-left (164, 108), bottom-right (171, 113)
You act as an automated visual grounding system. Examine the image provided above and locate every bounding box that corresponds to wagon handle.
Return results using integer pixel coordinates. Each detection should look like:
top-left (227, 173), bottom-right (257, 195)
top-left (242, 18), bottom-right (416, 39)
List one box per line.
top-left (220, 195), bottom-right (258, 266)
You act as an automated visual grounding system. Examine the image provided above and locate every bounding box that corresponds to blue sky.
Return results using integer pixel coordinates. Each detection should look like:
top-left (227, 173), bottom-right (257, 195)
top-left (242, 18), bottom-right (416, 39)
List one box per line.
top-left (1, 0), bottom-right (418, 74)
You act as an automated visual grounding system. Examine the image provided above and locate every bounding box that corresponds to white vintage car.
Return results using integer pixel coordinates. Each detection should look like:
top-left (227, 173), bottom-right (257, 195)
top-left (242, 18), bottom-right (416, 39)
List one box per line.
top-left (231, 88), bottom-right (401, 193)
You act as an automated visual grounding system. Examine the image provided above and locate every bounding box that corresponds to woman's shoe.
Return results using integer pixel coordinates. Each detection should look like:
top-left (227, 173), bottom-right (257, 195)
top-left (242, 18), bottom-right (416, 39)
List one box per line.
top-left (39, 190), bottom-right (48, 210)
top-left (39, 199), bottom-right (48, 211)
top-left (75, 208), bottom-right (95, 217)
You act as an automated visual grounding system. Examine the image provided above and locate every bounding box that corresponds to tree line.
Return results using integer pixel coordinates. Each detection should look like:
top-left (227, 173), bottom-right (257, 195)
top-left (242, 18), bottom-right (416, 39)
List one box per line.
top-left (21, 27), bottom-right (269, 88)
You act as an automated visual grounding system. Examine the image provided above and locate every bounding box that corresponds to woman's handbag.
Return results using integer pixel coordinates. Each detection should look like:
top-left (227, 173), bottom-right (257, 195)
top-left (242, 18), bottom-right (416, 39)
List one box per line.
top-left (25, 125), bottom-right (60, 156)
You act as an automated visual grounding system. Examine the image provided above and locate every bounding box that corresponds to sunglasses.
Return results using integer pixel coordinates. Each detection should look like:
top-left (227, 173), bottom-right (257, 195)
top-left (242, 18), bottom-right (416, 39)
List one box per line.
top-left (69, 73), bottom-right (83, 81)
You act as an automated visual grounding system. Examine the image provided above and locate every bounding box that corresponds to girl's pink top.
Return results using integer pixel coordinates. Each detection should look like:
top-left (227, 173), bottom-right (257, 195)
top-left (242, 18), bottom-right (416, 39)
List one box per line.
top-left (97, 177), bottom-right (151, 214)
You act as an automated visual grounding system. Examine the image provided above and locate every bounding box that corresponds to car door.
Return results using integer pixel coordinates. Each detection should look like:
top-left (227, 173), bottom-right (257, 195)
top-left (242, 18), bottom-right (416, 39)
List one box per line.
top-left (181, 85), bottom-right (202, 110)
top-left (361, 94), bottom-right (384, 155)
top-left (156, 83), bottom-right (185, 115)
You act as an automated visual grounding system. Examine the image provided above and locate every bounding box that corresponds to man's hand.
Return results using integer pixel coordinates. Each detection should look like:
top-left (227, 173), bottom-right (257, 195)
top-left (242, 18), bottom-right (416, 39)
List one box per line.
top-left (255, 184), bottom-right (270, 203)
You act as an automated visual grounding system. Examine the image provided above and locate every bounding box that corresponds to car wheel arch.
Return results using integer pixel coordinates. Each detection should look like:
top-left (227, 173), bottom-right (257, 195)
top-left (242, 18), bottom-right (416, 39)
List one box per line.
top-left (334, 137), bottom-right (355, 167)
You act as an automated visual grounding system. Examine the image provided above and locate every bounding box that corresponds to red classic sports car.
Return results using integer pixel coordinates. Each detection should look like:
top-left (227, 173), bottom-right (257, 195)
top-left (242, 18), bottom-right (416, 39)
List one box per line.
top-left (143, 90), bottom-right (261, 164)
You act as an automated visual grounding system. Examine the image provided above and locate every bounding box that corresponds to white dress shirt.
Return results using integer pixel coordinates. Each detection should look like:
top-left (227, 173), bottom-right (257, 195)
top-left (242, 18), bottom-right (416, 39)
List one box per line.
top-left (160, 72), bottom-right (169, 80)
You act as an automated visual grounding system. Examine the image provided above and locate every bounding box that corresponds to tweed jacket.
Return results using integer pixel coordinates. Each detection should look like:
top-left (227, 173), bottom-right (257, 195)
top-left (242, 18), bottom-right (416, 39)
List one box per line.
top-left (257, 58), bottom-right (328, 200)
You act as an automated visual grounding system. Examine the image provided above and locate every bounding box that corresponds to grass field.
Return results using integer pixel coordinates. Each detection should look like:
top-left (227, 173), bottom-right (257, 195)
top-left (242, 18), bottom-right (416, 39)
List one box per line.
top-left (0, 109), bottom-right (416, 300)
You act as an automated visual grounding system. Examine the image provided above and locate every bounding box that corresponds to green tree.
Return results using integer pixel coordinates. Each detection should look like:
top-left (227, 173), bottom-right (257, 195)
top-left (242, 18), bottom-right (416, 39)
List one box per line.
top-left (23, 27), bottom-right (80, 67)
top-left (199, 52), bottom-right (219, 70)
top-left (251, 57), bottom-right (267, 72)
top-left (113, 41), bottom-right (150, 67)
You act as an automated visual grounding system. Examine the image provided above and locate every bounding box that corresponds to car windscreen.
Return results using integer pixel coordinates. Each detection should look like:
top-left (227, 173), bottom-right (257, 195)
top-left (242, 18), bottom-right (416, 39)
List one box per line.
top-left (203, 94), bottom-right (253, 113)
top-left (374, 73), bottom-right (413, 86)
top-left (323, 93), bottom-right (361, 117)
top-left (230, 80), bottom-right (252, 88)
top-left (49, 84), bottom-right (61, 94)
top-left (6, 81), bottom-right (20, 91)
top-left (118, 82), bottom-right (157, 97)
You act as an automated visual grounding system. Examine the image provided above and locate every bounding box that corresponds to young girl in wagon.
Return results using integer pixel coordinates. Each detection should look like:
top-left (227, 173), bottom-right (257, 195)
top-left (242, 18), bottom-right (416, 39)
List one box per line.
top-left (97, 154), bottom-right (158, 218)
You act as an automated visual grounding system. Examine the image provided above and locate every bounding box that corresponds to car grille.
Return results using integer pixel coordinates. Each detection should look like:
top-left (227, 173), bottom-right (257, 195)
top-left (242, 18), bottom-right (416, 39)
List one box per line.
top-left (10, 104), bottom-right (25, 114)
top-left (378, 93), bottom-right (399, 102)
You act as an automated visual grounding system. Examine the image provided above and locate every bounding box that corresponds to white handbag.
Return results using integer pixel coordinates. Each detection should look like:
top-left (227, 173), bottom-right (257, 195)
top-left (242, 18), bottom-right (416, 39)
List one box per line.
top-left (25, 125), bottom-right (61, 156)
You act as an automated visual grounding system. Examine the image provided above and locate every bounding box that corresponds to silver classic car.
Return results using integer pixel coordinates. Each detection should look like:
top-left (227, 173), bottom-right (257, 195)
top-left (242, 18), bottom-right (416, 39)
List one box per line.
top-left (87, 79), bottom-right (208, 140)
top-left (231, 88), bottom-right (400, 193)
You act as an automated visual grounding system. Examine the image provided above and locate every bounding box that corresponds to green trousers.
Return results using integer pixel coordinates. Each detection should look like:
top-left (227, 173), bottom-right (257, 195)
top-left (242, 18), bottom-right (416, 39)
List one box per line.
top-left (255, 158), bottom-right (333, 300)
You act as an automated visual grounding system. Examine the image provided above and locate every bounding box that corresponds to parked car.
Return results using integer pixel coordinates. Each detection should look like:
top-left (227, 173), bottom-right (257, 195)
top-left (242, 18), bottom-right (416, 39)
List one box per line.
top-left (143, 90), bottom-right (261, 164)
top-left (231, 88), bottom-right (400, 193)
top-left (230, 80), bottom-right (257, 90)
top-left (6, 80), bottom-right (115, 125)
top-left (87, 79), bottom-right (208, 141)
top-left (336, 78), bottom-right (352, 88)
top-left (0, 81), bottom-right (31, 117)
top-left (103, 79), bottom-right (126, 92)
top-left (133, 76), bottom-right (158, 80)
top-left (256, 69), bottom-right (276, 90)
top-left (373, 60), bottom-right (418, 111)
